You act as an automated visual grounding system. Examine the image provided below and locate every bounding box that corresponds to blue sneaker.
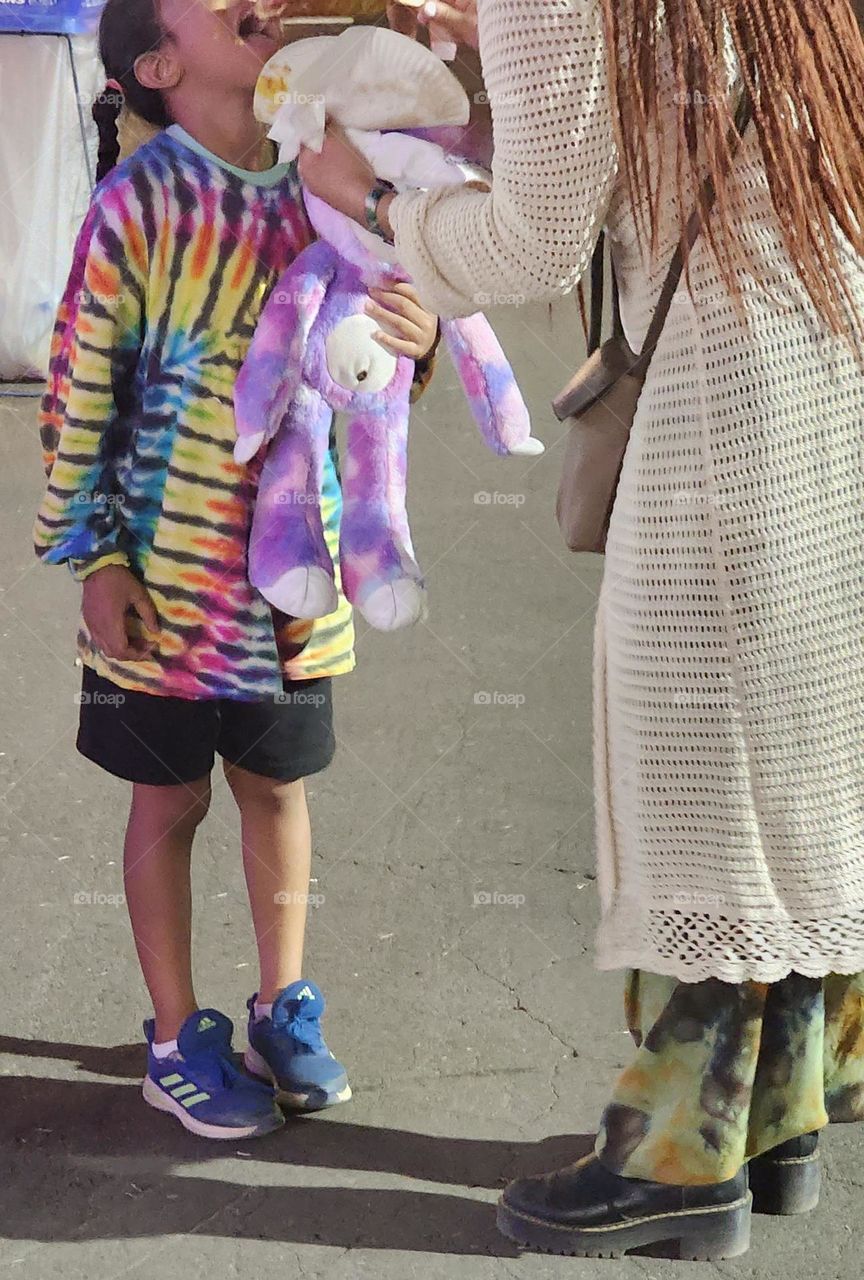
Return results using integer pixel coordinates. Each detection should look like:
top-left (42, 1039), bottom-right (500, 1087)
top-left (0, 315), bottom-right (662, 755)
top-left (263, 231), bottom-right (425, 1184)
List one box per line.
top-left (244, 980), bottom-right (352, 1111)
top-left (143, 1008), bottom-right (284, 1139)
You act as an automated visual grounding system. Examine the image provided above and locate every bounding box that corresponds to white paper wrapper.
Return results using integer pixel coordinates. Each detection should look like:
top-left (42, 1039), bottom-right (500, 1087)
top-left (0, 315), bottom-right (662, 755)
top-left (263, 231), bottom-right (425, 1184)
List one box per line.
top-left (255, 25), bottom-right (468, 149)
top-left (344, 128), bottom-right (484, 191)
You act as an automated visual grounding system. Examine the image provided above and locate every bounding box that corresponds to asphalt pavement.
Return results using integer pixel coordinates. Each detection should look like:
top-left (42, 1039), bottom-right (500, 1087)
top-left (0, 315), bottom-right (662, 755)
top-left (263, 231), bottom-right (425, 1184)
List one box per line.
top-left (1, 300), bottom-right (860, 1278)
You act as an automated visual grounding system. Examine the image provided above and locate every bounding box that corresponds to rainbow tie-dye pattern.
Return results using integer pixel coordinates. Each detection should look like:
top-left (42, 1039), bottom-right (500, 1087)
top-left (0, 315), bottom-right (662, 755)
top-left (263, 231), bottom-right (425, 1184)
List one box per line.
top-left (34, 127), bottom-right (355, 700)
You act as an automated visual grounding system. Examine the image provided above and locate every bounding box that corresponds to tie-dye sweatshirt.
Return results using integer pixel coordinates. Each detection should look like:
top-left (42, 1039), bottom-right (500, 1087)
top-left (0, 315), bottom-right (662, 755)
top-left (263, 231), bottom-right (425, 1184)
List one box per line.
top-left (34, 126), bottom-right (360, 701)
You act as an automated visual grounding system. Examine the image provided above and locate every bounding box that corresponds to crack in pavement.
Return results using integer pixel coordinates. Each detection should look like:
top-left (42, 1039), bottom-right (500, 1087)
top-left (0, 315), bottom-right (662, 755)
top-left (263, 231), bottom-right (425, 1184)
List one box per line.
top-left (456, 952), bottom-right (578, 1059)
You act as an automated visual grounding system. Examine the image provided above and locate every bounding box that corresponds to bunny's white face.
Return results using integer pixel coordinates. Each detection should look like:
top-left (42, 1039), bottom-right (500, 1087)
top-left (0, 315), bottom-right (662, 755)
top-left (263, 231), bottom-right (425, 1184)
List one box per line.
top-left (325, 315), bottom-right (398, 394)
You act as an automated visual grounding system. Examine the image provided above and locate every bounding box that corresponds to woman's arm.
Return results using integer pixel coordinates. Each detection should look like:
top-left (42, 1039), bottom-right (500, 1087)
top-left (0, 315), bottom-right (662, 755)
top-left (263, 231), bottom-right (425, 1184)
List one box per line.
top-left (389, 0), bottom-right (618, 316)
top-left (301, 0), bottom-right (618, 316)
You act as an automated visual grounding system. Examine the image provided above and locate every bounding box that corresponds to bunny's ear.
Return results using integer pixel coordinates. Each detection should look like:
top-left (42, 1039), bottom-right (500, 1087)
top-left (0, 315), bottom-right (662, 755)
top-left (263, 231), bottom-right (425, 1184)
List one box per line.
top-left (440, 316), bottom-right (544, 458)
top-left (234, 242), bottom-right (337, 464)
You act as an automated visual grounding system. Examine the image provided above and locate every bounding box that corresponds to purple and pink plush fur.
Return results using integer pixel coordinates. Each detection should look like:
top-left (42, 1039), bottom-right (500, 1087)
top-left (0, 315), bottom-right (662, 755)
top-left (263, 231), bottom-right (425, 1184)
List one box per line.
top-left (235, 192), bottom-right (539, 631)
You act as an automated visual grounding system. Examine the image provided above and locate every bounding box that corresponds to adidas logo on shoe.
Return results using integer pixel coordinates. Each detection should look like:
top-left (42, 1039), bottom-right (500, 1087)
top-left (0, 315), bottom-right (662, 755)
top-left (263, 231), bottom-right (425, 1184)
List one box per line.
top-left (159, 1072), bottom-right (211, 1109)
top-left (197, 1015), bottom-right (218, 1032)
top-left (295, 986), bottom-right (316, 1001)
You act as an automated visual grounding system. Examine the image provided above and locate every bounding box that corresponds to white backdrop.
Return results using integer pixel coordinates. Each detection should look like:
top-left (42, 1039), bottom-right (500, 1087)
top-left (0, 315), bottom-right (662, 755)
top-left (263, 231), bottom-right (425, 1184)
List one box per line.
top-left (0, 32), bottom-right (100, 379)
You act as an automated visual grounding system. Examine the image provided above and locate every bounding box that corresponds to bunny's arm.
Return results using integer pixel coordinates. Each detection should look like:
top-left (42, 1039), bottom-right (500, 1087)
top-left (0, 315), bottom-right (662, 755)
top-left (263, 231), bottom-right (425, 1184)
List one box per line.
top-left (440, 315), bottom-right (543, 458)
top-left (248, 383), bottom-right (339, 620)
top-left (234, 240), bottom-right (339, 464)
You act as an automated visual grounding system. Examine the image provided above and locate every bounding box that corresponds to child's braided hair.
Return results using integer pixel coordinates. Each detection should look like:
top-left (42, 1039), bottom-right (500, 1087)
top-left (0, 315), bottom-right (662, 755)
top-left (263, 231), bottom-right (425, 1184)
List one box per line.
top-left (92, 0), bottom-right (171, 180)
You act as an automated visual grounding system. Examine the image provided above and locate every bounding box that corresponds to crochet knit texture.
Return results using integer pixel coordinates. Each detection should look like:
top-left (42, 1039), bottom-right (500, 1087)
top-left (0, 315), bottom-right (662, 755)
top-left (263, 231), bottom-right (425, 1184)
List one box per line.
top-left (391, 0), bottom-right (864, 982)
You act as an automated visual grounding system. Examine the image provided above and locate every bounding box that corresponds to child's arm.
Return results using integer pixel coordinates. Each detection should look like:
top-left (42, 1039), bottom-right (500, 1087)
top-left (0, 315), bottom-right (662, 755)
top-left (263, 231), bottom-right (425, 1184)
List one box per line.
top-left (35, 197), bottom-right (145, 580)
top-left (35, 195), bottom-right (159, 660)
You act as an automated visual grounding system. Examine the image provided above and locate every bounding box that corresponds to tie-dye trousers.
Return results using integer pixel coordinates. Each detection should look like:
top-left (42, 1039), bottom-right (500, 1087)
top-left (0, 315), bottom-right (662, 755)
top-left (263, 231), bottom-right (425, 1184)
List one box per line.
top-left (595, 971), bottom-right (864, 1185)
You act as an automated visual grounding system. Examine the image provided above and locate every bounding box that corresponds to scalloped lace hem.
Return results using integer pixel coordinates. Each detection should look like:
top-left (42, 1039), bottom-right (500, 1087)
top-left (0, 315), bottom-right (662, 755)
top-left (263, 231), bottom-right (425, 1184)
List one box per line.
top-left (596, 901), bottom-right (864, 983)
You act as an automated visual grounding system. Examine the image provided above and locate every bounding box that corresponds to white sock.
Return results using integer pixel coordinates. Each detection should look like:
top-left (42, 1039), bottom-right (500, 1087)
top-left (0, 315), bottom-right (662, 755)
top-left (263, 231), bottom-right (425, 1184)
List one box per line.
top-left (254, 1001), bottom-right (273, 1021)
top-left (151, 1038), bottom-right (179, 1059)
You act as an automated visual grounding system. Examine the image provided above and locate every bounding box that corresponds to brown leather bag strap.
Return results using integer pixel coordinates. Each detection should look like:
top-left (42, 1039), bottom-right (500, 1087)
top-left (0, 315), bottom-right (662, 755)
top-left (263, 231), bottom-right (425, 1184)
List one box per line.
top-left (588, 233), bottom-right (606, 355)
top-left (630, 86), bottom-right (754, 380)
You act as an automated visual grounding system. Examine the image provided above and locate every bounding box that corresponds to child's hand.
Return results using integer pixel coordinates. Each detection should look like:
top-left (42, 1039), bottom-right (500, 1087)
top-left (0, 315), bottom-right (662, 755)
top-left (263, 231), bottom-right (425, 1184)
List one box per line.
top-left (82, 565), bottom-right (159, 662)
top-left (366, 282), bottom-right (439, 360)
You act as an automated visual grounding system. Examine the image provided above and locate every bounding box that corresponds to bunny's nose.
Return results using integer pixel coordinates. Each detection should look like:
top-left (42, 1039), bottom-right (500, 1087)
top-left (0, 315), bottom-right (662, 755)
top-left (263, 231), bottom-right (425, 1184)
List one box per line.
top-left (325, 314), bottom-right (398, 393)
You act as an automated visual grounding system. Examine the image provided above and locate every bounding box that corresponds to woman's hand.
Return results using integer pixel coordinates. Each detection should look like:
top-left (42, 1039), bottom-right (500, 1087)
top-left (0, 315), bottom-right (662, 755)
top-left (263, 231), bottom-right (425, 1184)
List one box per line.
top-left (254, 0), bottom-right (479, 49)
top-left (367, 282), bottom-right (439, 359)
top-left (395, 0), bottom-right (479, 50)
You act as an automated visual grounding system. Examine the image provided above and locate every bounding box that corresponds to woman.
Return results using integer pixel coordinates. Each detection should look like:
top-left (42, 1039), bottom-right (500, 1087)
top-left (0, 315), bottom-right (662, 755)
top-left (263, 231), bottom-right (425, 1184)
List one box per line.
top-left (300, 0), bottom-right (864, 1262)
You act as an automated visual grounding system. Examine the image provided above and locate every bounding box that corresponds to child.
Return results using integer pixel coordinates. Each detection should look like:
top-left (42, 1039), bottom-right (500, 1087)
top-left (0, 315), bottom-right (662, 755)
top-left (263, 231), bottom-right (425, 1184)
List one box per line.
top-left (34, 0), bottom-right (439, 1140)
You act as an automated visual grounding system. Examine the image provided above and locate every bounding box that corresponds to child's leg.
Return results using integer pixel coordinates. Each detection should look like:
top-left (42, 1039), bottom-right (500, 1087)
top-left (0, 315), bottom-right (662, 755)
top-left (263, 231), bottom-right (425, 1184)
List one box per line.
top-left (216, 681), bottom-right (348, 1109)
top-left (123, 778), bottom-right (211, 1041)
top-left (223, 764), bottom-right (311, 999)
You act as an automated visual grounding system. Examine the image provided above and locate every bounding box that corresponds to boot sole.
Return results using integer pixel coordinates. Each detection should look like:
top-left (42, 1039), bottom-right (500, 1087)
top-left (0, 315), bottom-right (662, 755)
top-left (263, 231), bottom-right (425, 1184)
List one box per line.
top-left (497, 1191), bottom-right (752, 1260)
top-left (244, 1047), bottom-right (352, 1112)
top-left (749, 1153), bottom-right (820, 1215)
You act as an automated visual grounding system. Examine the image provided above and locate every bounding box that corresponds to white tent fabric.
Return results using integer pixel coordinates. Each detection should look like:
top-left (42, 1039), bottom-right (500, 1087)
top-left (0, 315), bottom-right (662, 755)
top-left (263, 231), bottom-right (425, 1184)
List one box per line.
top-left (0, 33), bottom-right (100, 379)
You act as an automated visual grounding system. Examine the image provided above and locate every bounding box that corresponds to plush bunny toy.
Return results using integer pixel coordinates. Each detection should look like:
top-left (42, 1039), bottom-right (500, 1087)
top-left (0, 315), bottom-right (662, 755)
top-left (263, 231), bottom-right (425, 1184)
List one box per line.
top-left (234, 27), bottom-right (542, 631)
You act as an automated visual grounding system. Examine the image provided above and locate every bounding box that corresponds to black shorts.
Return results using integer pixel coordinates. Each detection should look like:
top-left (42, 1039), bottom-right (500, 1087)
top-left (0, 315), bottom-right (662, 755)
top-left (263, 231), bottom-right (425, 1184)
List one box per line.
top-left (77, 667), bottom-right (335, 787)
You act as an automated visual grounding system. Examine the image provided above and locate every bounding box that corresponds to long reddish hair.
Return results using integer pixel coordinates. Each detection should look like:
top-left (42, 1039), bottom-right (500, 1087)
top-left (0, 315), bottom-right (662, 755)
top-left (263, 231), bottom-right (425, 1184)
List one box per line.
top-left (599, 0), bottom-right (864, 338)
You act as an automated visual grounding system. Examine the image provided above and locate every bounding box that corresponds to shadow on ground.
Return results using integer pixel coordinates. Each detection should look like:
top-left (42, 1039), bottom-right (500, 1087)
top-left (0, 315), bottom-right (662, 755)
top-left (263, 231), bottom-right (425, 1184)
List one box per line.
top-left (0, 1034), bottom-right (597, 1257)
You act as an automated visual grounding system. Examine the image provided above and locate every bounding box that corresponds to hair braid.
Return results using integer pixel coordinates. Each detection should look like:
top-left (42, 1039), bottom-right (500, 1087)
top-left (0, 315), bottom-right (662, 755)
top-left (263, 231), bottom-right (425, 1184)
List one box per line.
top-left (92, 0), bottom-right (171, 179)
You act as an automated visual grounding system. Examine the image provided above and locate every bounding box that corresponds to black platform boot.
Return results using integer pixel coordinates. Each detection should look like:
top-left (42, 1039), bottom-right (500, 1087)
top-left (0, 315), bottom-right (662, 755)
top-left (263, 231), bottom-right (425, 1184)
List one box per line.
top-left (748, 1131), bottom-right (820, 1215)
top-left (497, 1153), bottom-right (751, 1260)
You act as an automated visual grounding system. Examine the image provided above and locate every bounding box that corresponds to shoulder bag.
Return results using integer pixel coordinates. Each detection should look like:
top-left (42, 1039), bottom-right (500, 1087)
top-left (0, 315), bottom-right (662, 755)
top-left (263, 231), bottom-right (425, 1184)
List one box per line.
top-left (553, 89), bottom-right (753, 552)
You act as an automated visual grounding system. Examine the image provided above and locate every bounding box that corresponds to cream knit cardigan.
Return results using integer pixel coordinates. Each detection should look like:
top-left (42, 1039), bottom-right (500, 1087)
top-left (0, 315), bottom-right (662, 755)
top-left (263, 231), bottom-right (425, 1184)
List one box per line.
top-left (390, 0), bottom-right (864, 982)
